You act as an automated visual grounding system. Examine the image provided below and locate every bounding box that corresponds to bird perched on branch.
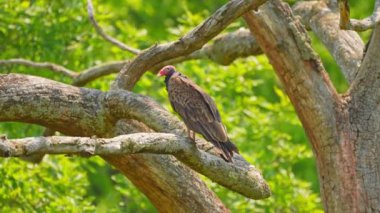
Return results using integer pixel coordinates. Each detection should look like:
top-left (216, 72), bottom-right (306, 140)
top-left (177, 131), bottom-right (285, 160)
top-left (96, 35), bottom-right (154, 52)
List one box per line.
top-left (158, 65), bottom-right (239, 162)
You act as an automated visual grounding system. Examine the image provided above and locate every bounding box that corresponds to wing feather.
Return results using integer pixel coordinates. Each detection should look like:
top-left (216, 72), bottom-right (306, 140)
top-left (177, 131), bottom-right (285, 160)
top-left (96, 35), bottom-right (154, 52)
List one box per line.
top-left (168, 73), bottom-right (228, 142)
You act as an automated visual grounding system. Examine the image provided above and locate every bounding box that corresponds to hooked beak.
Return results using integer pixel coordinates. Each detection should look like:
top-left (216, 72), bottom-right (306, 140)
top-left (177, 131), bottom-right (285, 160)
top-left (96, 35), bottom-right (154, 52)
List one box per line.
top-left (157, 70), bottom-right (164, 77)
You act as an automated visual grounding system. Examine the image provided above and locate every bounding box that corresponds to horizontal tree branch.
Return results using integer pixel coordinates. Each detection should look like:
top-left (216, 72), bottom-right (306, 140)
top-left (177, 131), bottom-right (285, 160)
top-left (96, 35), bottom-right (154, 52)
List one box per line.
top-left (0, 133), bottom-right (270, 199)
top-left (339, 0), bottom-right (380, 31)
top-left (87, 0), bottom-right (141, 54)
top-left (0, 58), bottom-right (77, 78)
top-left (73, 60), bottom-right (127, 86)
top-left (113, 0), bottom-right (267, 90)
top-left (0, 73), bottom-right (270, 199)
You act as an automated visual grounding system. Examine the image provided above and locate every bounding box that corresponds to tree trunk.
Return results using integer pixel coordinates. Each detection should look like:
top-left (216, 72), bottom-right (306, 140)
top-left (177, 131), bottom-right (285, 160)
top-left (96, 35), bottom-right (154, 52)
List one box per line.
top-left (244, 0), bottom-right (380, 212)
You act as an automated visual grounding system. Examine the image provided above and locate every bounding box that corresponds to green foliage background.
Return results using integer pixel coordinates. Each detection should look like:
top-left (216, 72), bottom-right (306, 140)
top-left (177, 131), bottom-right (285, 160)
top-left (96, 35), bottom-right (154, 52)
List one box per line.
top-left (0, 0), bottom-right (374, 212)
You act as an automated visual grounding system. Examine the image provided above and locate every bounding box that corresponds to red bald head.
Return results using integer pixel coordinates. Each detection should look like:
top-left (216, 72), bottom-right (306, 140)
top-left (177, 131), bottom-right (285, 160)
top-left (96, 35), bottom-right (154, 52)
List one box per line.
top-left (158, 65), bottom-right (176, 77)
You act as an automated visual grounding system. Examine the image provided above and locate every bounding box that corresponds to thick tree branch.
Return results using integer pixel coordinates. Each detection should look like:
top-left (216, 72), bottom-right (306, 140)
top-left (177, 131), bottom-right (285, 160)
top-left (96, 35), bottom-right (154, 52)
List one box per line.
top-left (293, 1), bottom-right (364, 83)
top-left (150, 28), bottom-right (262, 72)
top-left (0, 73), bottom-right (270, 200)
top-left (0, 133), bottom-right (270, 199)
top-left (87, 0), bottom-right (141, 54)
top-left (0, 58), bottom-right (77, 78)
top-left (339, 0), bottom-right (380, 31)
top-left (113, 0), bottom-right (268, 90)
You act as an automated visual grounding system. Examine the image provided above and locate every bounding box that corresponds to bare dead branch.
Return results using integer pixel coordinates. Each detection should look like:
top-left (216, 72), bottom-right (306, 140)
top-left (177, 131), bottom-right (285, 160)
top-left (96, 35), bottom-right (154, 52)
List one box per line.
top-left (73, 61), bottom-right (127, 86)
top-left (0, 58), bottom-right (77, 78)
top-left (0, 73), bottom-right (270, 200)
top-left (87, 0), bottom-right (141, 54)
top-left (339, 0), bottom-right (380, 31)
top-left (293, 1), bottom-right (364, 83)
top-left (113, 0), bottom-right (268, 90)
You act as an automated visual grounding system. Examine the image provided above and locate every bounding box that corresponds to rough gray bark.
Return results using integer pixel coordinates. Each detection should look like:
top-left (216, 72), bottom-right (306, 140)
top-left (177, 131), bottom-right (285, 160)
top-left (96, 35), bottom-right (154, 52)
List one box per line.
top-left (0, 133), bottom-right (270, 199)
top-left (348, 23), bottom-right (380, 212)
top-left (244, 0), bottom-right (380, 212)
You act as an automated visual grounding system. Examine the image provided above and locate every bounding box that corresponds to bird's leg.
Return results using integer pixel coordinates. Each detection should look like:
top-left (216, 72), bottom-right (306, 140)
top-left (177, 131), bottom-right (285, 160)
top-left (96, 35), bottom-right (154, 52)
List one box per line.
top-left (187, 128), bottom-right (196, 143)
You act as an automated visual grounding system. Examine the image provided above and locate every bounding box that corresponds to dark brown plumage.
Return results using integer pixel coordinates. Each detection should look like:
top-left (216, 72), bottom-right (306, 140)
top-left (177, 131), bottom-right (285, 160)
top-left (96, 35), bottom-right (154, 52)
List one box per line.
top-left (158, 65), bottom-right (239, 162)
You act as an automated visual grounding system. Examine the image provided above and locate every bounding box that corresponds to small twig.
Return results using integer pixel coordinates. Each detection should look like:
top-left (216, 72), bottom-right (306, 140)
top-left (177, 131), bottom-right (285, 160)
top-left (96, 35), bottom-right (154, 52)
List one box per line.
top-left (339, 0), bottom-right (380, 31)
top-left (87, 0), bottom-right (141, 54)
top-left (0, 133), bottom-right (271, 200)
top-left (0, 58), bottom-right (77, 78)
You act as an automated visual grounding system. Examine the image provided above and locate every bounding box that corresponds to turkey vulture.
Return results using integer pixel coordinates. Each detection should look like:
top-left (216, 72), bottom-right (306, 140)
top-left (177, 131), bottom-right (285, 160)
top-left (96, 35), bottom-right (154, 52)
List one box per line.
top-left (158, 65), bottom-right (239, 162)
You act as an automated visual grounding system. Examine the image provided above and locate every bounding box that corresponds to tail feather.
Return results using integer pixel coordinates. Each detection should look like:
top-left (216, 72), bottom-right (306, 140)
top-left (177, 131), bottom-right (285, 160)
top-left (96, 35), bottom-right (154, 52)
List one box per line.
top-left (215, 140), bottom-right (239, 162)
